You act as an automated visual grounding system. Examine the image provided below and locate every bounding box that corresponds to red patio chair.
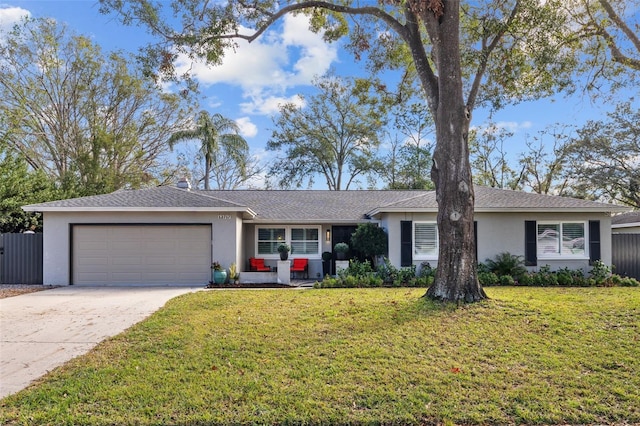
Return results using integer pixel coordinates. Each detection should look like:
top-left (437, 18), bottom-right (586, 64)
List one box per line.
top-left (249, 257), bottom-right (271, 272)
top-left (290, 258), bottom-right (309, 279)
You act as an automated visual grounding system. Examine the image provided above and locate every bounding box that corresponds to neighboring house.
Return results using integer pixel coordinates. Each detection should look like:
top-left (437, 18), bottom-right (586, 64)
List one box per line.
top-left (23, 185), bottom-right (629, 286)
top-left (612, 211), bottom-right (640, 234)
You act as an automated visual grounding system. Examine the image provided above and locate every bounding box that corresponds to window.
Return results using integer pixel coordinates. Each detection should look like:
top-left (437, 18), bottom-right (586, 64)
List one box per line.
top-left (256, 226), bottom-right (321, 257)
top-left (537, 222), bottom-right (586, 258)
top-left (257, 228), bottom-right (286, 255)
top-left (414, 222), bottom-right (438, 259)
top-left (291, 228), bottom-right (319, 255)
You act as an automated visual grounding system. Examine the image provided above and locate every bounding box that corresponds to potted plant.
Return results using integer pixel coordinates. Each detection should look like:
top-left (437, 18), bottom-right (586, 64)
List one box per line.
top-left (229, 262), bottom-right (240, 285)
top-left (334, 242), bottom-right (349, 260)
top-left (277, 243), bottom-right (291, 261)
top-left (322, 251), bottom-right (333, 276)
top-left (211, 261), bottom-right (227, 284)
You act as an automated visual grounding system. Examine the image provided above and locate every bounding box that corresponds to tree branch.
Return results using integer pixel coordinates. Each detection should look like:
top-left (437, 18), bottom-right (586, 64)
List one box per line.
top-left (214, 1), bottom-right (406, 44)
top-left (466, 0), bottom-right (521, 112)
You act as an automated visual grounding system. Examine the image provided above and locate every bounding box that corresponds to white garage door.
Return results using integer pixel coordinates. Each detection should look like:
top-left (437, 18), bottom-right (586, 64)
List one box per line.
top-left (73, 225), bottom-right (211, 285)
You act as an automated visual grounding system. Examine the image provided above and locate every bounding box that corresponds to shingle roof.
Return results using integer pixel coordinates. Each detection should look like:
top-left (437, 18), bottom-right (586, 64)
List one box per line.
top-left (612, 211), bottom-right (640, 225)
top-left (23, 185), bottom-right (629, 220)
top-left (23, 186), bottom-right (247, 210)
top-left (366, 186), bottom-right (628, 214)
top-left (195, 189), bottom-right (427, 221)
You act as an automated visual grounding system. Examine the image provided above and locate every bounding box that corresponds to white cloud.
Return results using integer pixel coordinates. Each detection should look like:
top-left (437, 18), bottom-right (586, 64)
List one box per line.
top-left (174, 13), bottom-right (338, 115)
top-left (236, 117), bottom-right (258, 138)
top-left (473, 121), bottom-right (533, 135)
top-left (240, 93), bottom-right (305, 115)
top-left (0, 6), bottom-right (30, 35)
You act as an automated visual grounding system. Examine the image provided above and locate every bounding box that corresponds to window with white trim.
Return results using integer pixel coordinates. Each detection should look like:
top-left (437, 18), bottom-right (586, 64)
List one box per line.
top-left (256, 226), bottom-right (321, 257)
top-left (537, 221), bottom-right (586, 258)
top-left (414, 222), bottom-right (438, 259)
top-left (291, 228), bottom-right (320, 255)
top-left (257, 228), bottom-right (286, 255)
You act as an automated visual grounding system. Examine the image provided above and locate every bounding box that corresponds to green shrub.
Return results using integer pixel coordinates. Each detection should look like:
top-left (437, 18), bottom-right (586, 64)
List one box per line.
top-left (590, 260), bottom-right (612, 284)
top-left (418, 262), bottom-right (435, 278)
top-left (557, 271), bottom-right (573, 286)
top-left (499, 275), bottom-right (515, 286)
top-left (621, 276), bottom-right (640, 287)
top-left (485, 252), bottom-right (527, 280)
top-left (350, 223), bottom-right (388, 260)
top-left (478, 271), bottom-right (499, 286)
top-left (415, 275), bottom-right (434, 287)
top-left (517, 273), bottom-right (534, 286)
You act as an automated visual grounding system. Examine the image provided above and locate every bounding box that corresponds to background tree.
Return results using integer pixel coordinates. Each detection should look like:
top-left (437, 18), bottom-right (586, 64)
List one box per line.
top-left (470, 124), bottom-right (524, 190)
top-left (0, 143), bottom-right (59, 233)
top-left (565, 103), bottom-right (640, 208)
top-left (518, 129), bottom-right (573, 196)
top-left (99, 0), bottom-right (576, 302)
top-left (381, 102), bottom-right (435, 190)
top-left (168, 110), bottom-right (248, 190)
top-left (267, 74), bottom-right (383, 190)
top-left (0, 18), bottom-right (188, 196)
top-left (209, 152), bottom-right (265, 190)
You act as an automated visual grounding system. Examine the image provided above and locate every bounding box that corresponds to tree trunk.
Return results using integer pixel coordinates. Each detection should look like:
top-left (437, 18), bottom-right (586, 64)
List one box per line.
top-left (422, 1), bottom-right (487, 303)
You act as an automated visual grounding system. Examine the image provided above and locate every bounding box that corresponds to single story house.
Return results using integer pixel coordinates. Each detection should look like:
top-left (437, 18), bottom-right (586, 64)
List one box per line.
top-left (612, 211), bottom-right (640, 234)
top-left (23, 185), bottom-right (629, 286)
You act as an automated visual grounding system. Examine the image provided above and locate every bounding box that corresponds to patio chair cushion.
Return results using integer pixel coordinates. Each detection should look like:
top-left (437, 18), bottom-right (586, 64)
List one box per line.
top-left (290, 258), bottom-right (309, 279)
top-left (249, 257), bottom-right (271, 272)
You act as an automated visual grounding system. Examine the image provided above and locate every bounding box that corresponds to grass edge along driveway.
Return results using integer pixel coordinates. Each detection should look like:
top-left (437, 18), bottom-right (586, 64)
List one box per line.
top-left (1, 287), bottom-right (639, 425)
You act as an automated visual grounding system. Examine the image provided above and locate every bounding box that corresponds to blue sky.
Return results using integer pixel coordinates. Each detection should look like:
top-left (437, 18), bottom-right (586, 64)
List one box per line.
top-left (0, 1), bottom-right (629, 189)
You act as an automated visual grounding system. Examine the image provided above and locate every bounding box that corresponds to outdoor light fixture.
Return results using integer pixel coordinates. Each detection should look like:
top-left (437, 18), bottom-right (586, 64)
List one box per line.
top-left (325, 229), bottom-right (331, 242)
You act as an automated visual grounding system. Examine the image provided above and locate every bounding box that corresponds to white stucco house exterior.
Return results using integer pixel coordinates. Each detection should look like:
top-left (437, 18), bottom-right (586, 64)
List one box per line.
top-left (23, 185), bottom-right (629, 286)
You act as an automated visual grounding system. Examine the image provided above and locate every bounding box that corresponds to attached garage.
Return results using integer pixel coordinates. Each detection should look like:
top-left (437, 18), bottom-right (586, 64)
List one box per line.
top-left (72, 224), bottom-right (212, 285)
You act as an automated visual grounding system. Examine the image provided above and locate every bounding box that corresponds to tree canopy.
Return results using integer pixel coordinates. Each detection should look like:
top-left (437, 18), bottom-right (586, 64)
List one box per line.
top-left (0, 17), bottom-right (190, 196)
top-left (267, 74), bottom-right (383, 190)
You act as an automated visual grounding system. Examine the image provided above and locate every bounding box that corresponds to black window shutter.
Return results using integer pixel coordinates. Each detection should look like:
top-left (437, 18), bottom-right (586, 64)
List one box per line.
top-left (589, 220), bottom-right (601, 264)
top-left (474, 221), bottom-right (478, 262)
top-left (524, 221), bottom-right (537, 266)
top-left (400, 221), bottom-right (412, 267)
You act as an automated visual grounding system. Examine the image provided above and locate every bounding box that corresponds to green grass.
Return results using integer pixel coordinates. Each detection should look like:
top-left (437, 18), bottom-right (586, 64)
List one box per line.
top-left (2, 287), bottom-right (640, 425)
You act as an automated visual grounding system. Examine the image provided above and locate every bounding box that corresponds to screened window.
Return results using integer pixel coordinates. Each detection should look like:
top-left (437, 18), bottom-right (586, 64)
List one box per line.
top-left (257, 228), bottom-right (286, 255)
top-left (291, 228), bottom-right (319, 255)
top-left (537, 222), bottom-right (586, 257)
top-left (414, 222), bottom-right (438, 258)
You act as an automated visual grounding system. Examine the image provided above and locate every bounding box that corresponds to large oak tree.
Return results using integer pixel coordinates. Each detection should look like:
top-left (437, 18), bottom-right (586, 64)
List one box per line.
top-left (100, 0), bottom-right (573, 302)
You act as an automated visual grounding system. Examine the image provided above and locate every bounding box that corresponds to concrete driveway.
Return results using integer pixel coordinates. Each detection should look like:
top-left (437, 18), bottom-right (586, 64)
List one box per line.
top-left (0, 286), bottom-right (201, 399)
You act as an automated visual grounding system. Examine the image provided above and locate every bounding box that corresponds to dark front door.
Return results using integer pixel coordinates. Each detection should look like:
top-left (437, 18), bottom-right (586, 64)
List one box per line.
top-left (331, 226), bottom-right (359, 271)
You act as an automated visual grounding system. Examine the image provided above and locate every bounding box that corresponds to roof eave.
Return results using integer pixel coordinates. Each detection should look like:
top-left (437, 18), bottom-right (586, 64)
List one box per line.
top-left (243, 218), bottom-right (377, 224)
top-left (612, 222), bottom-right (640, 228)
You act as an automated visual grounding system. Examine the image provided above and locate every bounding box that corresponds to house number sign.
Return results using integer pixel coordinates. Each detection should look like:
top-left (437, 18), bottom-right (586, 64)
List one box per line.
top-left (218, 215), bottom-right (232, 220)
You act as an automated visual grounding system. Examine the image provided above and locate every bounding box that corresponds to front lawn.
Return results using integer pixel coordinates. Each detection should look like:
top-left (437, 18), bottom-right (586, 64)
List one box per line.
top-left (2, 287), bottom-right (639, 425)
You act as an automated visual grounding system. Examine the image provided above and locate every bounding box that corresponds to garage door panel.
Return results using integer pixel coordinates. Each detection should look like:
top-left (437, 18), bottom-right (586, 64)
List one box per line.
top-left (73, 225), bottom-right (212, 285)
top-left (111, 240), bottom-right (144, 251)
top-left (76, 256), bottom-right (109, 267)
top-left (112, 272), bottom-right (143, 282)
top-left (146, 256), bottom-right (176, 266)
top-left (145, 240), bottom-right (177, 250)
top-left (76, 272), bottom-right (109, 282)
